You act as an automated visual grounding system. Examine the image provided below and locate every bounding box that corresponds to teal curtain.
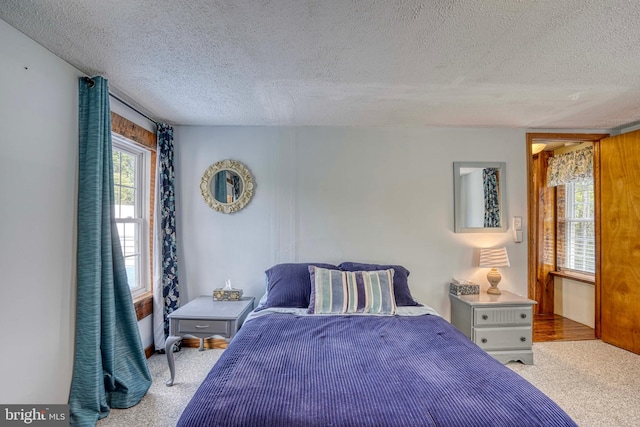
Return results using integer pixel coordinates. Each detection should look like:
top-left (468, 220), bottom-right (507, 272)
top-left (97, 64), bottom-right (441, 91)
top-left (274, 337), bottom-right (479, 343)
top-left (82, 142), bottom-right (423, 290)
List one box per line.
top-left (214, 170), bottom-right (227, 202)
top-left (69, 76), bottom-right (151, 426)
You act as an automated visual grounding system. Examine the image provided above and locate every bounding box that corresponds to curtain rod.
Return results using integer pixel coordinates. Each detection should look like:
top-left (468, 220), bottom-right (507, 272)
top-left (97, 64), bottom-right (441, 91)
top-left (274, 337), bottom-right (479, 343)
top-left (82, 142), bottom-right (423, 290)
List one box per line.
top-left (83, 76), bottom-right (159, 126)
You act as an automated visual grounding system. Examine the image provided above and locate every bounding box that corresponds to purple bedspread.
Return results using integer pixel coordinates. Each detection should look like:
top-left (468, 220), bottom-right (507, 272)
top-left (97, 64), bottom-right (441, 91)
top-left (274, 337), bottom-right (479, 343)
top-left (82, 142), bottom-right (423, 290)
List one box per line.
top-left (177, 313), bottom-right (576, 427)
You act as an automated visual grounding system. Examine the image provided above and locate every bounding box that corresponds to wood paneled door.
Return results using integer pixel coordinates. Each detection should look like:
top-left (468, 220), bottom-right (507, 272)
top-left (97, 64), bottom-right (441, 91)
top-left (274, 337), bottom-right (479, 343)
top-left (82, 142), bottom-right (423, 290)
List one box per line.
top-left (598, 130), bottom-right (640, 355)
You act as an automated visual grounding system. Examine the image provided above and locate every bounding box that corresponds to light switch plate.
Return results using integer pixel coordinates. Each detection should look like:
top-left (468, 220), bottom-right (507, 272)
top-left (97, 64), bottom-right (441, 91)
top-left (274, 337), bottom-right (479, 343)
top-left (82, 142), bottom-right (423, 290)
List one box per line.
top-left (513, 216), bottom-right (522, 230)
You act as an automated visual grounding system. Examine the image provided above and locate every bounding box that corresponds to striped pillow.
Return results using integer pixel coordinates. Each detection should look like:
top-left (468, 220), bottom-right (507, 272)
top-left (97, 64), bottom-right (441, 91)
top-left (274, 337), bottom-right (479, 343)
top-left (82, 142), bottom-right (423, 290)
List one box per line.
top-left (308, 266), bottom-right (397, 315)
top-left (345, 269), bottom-right (397, 315)
top-left (308, 267), bottom-right (349, 314)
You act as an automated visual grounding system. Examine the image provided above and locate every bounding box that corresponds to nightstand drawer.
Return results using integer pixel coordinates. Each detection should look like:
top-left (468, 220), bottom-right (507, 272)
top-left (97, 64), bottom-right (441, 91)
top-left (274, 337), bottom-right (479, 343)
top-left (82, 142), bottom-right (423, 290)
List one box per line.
top-left (474, 307), bottom-right (532, 326)
top-left (473, 327), bottom-right (532, 351)
top-left (178, 319), bottom-right (230, 335)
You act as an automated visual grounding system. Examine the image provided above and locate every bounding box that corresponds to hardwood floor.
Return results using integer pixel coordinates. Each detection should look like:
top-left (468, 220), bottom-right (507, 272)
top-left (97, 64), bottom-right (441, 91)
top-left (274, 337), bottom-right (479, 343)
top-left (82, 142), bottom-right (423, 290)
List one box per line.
top-left (533, 313), bottom-right (596, 342)
top-left (182, 337), bottom-right (229, 349)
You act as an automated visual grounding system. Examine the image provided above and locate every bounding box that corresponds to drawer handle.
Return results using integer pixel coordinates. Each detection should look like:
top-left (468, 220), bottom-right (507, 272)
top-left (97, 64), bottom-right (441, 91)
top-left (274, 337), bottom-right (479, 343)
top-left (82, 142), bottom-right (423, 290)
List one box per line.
top-left (481, 338), bottom-right (488, 343)
top-left (521, 313), bottom-right (527, 319)
top-left (520, 337), bottom-right (527, 342)
top-left (195, 324), bottom-right (210, 329)
top-left (482, 314), bottom-right (488, 320)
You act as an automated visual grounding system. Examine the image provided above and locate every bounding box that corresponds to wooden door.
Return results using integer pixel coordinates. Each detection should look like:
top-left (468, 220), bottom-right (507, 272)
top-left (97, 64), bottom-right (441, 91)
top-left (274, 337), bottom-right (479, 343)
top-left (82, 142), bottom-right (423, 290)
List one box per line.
top-left (532, 151), bottom-right (555, 314)
top-left (599, 130), bottom-right (640, 354)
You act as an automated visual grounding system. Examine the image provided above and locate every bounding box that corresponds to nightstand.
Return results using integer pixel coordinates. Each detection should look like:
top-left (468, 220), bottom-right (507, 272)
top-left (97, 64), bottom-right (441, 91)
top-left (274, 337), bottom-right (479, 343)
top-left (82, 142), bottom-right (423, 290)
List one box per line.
top-left (165, 296), bottom-right (254, 386)
top-left (449, 290), bottom-right (537, 364)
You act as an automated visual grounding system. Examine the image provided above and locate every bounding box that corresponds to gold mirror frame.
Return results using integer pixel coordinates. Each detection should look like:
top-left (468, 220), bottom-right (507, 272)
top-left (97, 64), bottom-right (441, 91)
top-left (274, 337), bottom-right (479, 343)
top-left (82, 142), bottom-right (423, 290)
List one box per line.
top-left (200, 159), bottom-right (254, 213)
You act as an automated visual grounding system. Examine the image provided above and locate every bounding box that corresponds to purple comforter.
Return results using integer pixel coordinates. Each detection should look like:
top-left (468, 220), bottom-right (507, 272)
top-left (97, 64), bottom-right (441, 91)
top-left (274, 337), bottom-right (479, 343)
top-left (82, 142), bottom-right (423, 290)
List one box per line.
top-left (178, 313), bottom-right (576, 427)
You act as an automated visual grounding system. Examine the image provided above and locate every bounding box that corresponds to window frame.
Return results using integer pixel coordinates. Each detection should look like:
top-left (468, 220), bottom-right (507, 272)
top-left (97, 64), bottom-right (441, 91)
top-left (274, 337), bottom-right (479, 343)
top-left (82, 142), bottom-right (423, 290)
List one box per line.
top-left (112, 133), bottom-right (152, 299)
top-left (110, 111), bottom-right (157, 313)
top-left (556, 181), bottom-right (595, 277)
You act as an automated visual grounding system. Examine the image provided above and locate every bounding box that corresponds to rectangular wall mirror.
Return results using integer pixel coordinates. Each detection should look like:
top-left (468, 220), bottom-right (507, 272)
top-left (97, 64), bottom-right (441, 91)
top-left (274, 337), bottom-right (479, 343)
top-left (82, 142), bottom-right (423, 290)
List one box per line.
top-left (453, 161), bottom-right (507, 233)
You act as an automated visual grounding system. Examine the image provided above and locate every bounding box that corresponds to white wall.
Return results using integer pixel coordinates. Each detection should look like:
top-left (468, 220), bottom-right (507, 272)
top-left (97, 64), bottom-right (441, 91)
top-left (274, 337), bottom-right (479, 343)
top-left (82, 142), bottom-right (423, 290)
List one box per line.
top-left (461, 169), bottom-right (485, 228)
top-left (175, 126), bottom-right (529, 318)
top-left (554, 278), bottom-right (595, 328)
top-left (0, 20), bottom-right (80, 403)
top-left (0, 19), bottom-right (157, 403)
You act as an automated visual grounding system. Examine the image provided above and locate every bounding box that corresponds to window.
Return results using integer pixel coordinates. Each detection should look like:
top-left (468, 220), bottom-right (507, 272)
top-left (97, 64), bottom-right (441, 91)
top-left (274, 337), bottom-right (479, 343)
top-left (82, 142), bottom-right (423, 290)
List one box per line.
top-left (113, 133), bottom-right (151, 297)
top-left (557, 181), bottom-right (595, 274)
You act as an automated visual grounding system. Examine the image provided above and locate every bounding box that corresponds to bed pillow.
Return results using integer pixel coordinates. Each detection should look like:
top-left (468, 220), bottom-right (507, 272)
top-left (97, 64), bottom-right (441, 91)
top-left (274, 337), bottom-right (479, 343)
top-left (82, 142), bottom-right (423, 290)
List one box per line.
top-left (308, 266), bottom-right (397, 315)
top-left (338, 262), bottom-right (421, 306)
top-left (257, 263), bottom-right (338, 310)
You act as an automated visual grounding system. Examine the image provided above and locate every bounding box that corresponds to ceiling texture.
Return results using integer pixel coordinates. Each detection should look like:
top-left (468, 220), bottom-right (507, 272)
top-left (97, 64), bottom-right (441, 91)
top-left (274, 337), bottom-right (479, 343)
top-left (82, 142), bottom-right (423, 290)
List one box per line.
top-left (2, 0), bottom-right (640, 128)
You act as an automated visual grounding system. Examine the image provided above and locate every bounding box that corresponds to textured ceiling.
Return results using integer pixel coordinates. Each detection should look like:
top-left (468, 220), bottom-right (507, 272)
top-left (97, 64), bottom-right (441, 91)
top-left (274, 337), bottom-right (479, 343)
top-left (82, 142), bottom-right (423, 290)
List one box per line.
top-left (2, 0), bottom-right (640, 128)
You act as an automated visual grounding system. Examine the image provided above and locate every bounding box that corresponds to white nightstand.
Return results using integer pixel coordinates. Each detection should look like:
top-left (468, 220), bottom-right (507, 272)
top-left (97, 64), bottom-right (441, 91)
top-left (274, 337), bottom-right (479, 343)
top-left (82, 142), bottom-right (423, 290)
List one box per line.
top-left (165, 296), bottom-right (254, 386)
top-left (449, 290), bottom-right (537, 364)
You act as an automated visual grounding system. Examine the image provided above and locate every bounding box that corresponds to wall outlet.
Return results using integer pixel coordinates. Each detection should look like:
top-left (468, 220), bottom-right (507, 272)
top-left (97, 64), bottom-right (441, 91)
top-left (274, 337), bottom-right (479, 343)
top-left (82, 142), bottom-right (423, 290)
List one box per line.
top-left (514, 230), bottom-right (523, 243)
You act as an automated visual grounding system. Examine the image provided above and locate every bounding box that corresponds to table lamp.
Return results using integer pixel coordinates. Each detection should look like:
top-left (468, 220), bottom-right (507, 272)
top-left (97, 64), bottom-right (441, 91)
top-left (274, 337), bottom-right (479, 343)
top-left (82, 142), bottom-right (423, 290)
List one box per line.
top-left (479, 247), bottom-right (510, 295)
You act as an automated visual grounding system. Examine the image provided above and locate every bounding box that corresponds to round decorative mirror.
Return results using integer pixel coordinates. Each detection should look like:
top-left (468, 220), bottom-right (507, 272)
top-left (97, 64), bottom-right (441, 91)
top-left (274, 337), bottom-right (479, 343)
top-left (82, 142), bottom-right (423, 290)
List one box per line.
top-left (200, 160), bottom-right (254, 213)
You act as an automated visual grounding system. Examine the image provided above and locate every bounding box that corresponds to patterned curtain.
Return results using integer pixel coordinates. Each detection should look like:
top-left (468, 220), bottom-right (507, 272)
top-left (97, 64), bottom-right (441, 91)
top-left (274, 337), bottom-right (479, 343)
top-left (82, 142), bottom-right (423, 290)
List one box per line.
top-left (483, 168), bottom-right (501, 227)
top-left (232, 173), bottom-right (241, 200)
top-left (153, 123), bottom-right (181, 351)
top-left (547, 146), bottom-right (593, 187)
top-left (69, 76), bottom-right (151, 426)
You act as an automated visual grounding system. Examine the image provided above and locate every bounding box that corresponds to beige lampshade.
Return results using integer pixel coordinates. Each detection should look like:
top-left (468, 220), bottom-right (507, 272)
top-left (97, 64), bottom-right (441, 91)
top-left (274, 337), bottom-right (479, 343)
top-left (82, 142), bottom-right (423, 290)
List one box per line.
top-left (479, 247), bottom-right (510, 268)
top-left (531, 143), bottom-right (546, 155)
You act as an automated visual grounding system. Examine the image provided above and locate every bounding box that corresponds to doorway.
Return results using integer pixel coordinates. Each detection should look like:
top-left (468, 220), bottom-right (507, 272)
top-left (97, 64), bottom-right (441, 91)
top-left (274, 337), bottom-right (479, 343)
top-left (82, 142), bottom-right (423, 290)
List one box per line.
top-left (526, 133), bottom-right (607, 341)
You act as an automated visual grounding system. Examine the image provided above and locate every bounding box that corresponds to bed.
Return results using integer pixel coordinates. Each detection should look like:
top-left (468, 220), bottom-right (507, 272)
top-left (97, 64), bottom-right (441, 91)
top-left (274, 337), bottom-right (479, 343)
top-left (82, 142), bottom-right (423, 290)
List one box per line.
top-left (177, 262), bottom-right (576, 427)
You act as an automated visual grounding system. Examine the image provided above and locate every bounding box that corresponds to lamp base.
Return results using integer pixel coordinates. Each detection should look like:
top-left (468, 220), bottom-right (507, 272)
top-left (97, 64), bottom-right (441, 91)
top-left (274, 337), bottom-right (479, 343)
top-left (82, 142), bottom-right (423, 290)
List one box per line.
top-left (486, 268), bottom-right (502, 295)
top-left (486, 286), bottom-right (502, 295)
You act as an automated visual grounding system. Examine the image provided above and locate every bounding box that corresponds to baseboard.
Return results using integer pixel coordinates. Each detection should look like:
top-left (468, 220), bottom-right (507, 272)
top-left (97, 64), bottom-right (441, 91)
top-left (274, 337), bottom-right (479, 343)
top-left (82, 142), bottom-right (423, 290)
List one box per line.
top-left (145, 344), bottom-right (155, 359)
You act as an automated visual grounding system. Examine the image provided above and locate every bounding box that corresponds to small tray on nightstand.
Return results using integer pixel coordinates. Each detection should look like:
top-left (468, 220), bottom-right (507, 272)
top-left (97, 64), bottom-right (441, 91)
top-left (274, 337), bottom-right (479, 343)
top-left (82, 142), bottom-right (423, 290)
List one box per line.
top-left (449, 282), bottom-right (479, 296)
top-left (213, 288), bottom-right (244, 301)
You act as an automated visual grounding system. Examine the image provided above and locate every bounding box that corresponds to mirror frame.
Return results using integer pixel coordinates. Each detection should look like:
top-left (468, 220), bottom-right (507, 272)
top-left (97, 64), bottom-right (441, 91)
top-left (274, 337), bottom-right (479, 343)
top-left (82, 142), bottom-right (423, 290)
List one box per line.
top-left (453, 161), bottom-right (507, 233)
top-left (200, 159), bottom-right (254, 214)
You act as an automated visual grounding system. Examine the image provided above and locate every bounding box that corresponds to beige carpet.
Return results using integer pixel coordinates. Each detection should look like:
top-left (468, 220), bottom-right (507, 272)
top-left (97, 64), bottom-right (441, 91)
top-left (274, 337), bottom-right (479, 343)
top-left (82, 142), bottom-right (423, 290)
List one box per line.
top-left (507, 340), bottom-right (640, 427)
top-left (97, 340), bottom-right (640, 427)
top-left (97, 347), bottom-right (225, 427)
